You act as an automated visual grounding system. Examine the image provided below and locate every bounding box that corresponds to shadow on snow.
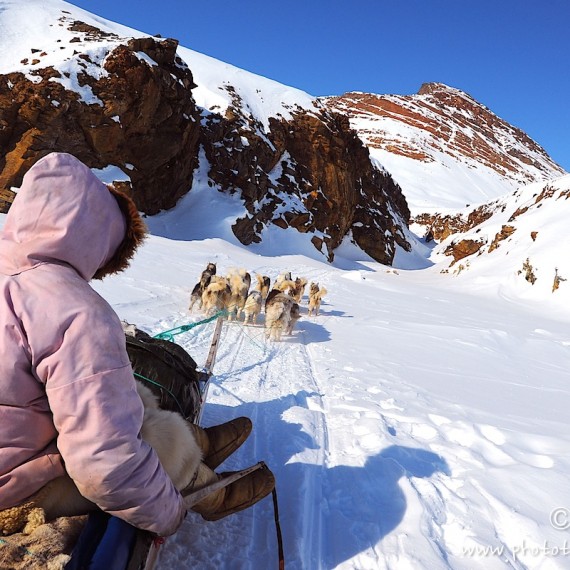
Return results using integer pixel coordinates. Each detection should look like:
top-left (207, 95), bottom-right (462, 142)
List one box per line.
top-left (201, 392), bottom-right (450, 569)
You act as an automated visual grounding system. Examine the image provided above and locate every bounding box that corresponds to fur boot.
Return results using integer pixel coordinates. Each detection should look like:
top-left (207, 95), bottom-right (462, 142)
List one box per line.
top-left (187, 417), bottom-right (252, 469)
top-left (186, 462), bottom-right (275, 521)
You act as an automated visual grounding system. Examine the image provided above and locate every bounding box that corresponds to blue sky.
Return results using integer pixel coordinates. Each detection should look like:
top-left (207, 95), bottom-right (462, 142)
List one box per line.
top-left (68, 0), bottom-right (569, 171)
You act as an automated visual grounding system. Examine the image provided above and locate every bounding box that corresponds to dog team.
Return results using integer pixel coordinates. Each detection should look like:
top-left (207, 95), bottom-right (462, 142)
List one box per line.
top-left (188, 263), bottom-right (327, 341)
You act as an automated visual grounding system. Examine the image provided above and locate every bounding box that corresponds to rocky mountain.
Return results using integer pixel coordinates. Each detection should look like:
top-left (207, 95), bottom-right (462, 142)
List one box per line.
top-left (0, 0), bottom-right (410, 265)
top-left (0, 0), bottom-right (565, 268)
top-left (323, 84), bottom-right (565, 216)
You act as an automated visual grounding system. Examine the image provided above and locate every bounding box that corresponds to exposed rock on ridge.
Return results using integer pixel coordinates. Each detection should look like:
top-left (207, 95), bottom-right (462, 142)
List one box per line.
top-left (323, 83), bottom-right (565, 187)
top-left (0, 20), bottom-right (201, 214)
top-left (201, 98), bottom-right (410, 262)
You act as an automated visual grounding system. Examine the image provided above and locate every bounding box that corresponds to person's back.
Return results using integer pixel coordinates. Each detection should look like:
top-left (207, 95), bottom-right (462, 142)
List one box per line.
top-left (0, 152), bottom-right (185, 536)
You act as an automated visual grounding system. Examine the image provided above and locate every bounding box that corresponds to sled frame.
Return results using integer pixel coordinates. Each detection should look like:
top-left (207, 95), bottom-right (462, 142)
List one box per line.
top-left (130, 315), bottom-right (225, 570)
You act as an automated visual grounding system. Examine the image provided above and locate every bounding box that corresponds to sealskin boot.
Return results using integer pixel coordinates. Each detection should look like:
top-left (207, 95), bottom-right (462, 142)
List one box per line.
top-left (188, 417), bottom-right (252, 469)
top-left (185, 462), bottom-right (275, 521)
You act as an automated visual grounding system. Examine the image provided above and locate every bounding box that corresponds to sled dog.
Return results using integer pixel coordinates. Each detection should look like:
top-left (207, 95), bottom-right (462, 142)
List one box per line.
top-left (226, 269), bottom-right (251, 320)
top-left (265, 291), bottom-right (296, 341)
top-left (255, 274), bottom-right (271, 302)
top-left (189, 263), bottom-right (217, 312)
top-left (201, 278), bottom-right (231, 316)
top-left (242, 290), bottom-right (263, 325)
top-left (308, 283), bottom-right (327, 316)
top-left (290, 277), bottom-right (308, 303)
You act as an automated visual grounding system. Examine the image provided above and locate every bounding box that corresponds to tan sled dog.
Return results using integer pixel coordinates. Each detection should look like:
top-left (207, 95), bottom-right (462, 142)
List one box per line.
top-left (265, 290), bottom-right (296, 341)
top-left (308, 283), bottom-right (327, 316)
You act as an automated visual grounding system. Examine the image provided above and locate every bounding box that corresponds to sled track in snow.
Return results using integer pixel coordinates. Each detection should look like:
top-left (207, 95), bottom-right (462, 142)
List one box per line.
top-left (158, 315), bottom-right (332, 569)
top-left (148, 305), bottom-right (335, 569)
top-left (217, 320), bottom-right (332, 569)
top-left (214, 322), bottom-right (329, 568)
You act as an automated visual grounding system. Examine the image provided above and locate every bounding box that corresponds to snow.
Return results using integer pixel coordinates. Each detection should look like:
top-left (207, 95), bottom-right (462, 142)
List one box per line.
top-left (6, 165), bottom-right (570, 568)
top-left (2, 1), bottom-right (570, 568)
top-left (90, 197), bottom-right (570, 570)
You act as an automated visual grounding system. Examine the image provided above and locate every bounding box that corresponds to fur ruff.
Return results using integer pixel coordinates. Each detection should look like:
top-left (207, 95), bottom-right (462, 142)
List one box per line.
top-left (93, 186), bottom-right (147, 280)
top-left (137, 383), bottom-right (203, 491)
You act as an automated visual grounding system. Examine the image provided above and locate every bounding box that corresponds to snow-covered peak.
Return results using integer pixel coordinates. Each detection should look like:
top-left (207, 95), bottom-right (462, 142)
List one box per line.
top-left (0, 0), bottom-right (318, 130)
top-left (323, 83), bottom-right (566, 216)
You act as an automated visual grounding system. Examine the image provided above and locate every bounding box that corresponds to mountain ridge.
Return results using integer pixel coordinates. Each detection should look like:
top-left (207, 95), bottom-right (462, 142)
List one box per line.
top-left (0, 0), bottom-right (566, 271)
top-left (323, 82), bottom-right (565, 216)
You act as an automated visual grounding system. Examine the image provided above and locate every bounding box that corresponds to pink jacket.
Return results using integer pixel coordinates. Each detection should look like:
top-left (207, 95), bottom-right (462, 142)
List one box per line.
top-left (0, 153), bottom-right (185, 536)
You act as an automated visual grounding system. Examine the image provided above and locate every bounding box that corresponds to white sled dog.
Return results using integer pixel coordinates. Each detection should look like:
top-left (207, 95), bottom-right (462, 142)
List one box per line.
top-left (242, 290), bottom-right (263, 325)
top-left (274, 271), bottom-right (292, 289)
top-left (308, 283), bottom-right (327, 316)
top-left (226, 268), bottom-right (250, 320)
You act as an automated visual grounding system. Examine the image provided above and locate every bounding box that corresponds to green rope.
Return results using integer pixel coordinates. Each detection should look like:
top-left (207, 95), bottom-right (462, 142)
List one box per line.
top-left (236, 323), bottom-right (267, 353)
top-left (153, 310), bottom-right (227, 341)
top-left (133, 371), bottom-right (187, 417)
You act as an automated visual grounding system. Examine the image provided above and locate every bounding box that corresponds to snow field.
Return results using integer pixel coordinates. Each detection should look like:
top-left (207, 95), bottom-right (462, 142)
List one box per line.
top-left (86, 234), bottom-right (570, 569)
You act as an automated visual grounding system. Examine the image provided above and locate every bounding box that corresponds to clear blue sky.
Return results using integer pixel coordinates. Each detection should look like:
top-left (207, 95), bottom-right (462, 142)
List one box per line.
top-left (67, 0), bottom-right (569, 171)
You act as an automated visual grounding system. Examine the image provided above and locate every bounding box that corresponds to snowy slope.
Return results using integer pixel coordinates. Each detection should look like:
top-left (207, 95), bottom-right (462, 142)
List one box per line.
top-left (32, 168), bottom-right (570, 569)
top-left (431, 174), bottom-right (570, 306)
top-left (5, 0), bottom-right (564, 227)
top-left (0, 0), bottom-right (318, 132)
top-left (84, 222), bottom-right (570, 570)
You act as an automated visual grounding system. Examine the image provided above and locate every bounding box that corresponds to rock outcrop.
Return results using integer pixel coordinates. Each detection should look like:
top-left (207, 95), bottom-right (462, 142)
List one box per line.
top-left (200, 99), bottom-right (410, 262)
top-left (413, 204), bottom-right (495, 242)
top-left (0, 13), bottom-right (411, 264)
top-left (0, 29), bottom-right (201, 214)
top-left (323, 83), bottom-right (565, 187)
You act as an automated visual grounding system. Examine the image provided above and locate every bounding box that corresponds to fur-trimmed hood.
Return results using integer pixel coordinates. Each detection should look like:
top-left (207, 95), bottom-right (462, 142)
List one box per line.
top-left (0, 153), bottom-right (146, 281)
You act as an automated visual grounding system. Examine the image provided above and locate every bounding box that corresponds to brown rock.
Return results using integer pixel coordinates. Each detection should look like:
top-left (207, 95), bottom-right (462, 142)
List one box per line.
top-left (488, 225), bottom-right (516, 252)
top-left (0, 33), bottom-right (201, 215)
top-left (444, 239), bottom-right (484, 264)
top-left (200, 99), bottom-right (411, 263)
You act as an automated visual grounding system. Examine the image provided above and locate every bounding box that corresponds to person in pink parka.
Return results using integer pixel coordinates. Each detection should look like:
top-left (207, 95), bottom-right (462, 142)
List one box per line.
top-left (0, 153), bottom-right (274, 538)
